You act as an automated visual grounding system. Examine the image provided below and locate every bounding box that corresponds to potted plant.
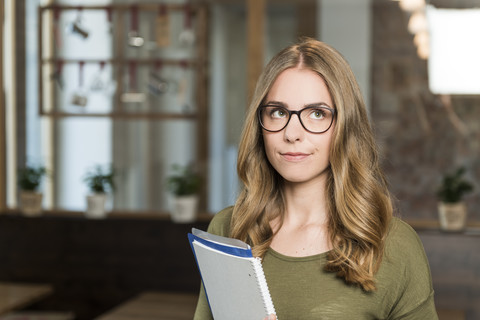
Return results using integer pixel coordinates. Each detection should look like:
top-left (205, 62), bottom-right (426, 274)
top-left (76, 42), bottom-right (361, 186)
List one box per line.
top-left (83, 165), bottom-right (115, 218)
top-left (17, 165), bottom-right (47, 216)
top-left (436, 166), bottom-right (474, 231)
top-left (166, 163), bottom-right (201, 223)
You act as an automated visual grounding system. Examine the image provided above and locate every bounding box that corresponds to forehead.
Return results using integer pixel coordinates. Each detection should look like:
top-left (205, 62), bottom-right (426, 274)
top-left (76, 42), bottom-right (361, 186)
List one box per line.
top-left (265, 67), bottom-right (333, 108)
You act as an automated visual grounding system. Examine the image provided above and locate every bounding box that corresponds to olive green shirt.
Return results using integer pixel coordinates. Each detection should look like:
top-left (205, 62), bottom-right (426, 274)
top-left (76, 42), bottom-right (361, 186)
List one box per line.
top-left (193, 207), bottom-right (438, 320)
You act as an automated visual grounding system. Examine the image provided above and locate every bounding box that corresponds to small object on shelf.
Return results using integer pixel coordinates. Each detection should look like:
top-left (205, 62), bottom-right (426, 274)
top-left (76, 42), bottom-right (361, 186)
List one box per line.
top-left (72, 21), bottom-right (89, 39)
top-left (128, 5), bottom-right (144, 47)
top-left (71, 61), bottom-right (88, 107)
top-left (155, 4), bottom-right (170, 47)
top-left (70, 8), bottom-right (89, 39)
top-left (86, 193), bottom-right (108, 219)
top-left (438, 202), bottom-right (468, 232)
top-left (90, 61), bottom-right (117, 97)
top-left (121, 60), bottom-right (146, 103)
top-left (148, 61), bottom-right (176, 96)
top-left (90, 61), bottom-right (107, 91)
top-left (17, 164), bottom-right (48, 217)
top-left (50, 60), bottom-right (64, 90)
top-left (106, 6), bottom-right (114, 34)
top-left (167, 163), bottom-right (201, 223)
top-left (83, 164), bottom-right (115, 219)
top-left (121, 92), bottom-right (146, 103)
top-left (178, 3), bottom-right (195, 47)
top-left (148, 73), bottom-right (170, 96)
top-left (71, 93), bottom-right (88, 107)
top-left (128, 32), bottom-right (144, 47)
top-left (436, 166), bottom-right (474, 232)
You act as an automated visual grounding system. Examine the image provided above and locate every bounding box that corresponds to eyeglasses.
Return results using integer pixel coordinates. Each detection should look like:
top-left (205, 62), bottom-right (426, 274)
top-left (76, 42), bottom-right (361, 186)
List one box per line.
top-left (258, 104), bottom-right (335, 134)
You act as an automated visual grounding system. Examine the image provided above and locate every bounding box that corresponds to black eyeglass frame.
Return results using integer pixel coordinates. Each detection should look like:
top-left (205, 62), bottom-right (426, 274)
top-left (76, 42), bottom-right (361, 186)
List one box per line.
top-left (257, 104), bottom-right (336, 134)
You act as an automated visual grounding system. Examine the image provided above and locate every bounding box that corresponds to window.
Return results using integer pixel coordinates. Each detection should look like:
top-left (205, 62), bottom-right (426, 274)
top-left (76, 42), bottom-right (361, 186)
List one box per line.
top-left (427, 5), bottom-right (480, 94)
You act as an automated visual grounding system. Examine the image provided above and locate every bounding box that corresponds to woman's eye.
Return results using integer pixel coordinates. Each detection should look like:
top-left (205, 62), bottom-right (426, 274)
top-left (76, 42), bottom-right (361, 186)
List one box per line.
top-left (271, 109), bottom-right (287, 118)
top-left (309, 109), bottom-right (325, 119)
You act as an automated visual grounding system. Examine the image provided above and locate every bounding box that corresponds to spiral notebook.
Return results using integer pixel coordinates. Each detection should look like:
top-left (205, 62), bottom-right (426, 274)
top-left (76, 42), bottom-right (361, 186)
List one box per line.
top-left (188, 228), bottom-right (277, 320)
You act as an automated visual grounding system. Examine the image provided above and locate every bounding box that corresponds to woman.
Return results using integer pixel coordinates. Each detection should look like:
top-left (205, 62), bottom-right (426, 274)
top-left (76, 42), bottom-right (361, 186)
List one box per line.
top-left (194, 38), bottom-right (437, 319)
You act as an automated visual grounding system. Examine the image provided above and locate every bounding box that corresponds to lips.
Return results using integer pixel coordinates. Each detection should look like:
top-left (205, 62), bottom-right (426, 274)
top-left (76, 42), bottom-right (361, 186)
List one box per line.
top-left (281, 152), bottom-right (310, 161)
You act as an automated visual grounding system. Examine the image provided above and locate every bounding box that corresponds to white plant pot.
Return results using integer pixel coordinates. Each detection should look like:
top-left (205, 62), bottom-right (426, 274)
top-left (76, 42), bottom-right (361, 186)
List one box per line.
top-left (86, 193), bottom-right (108, 219)
top-left (171, 195), bottom-right (198, 223)
top-left (19, 191), bottom-right (43, 217)
top-left (438, 202), bottom-right (467, 232)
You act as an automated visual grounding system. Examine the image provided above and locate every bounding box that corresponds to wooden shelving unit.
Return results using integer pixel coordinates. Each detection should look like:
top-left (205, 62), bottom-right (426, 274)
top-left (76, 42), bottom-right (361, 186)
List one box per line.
top-left (38, 3), bottom-right (207, 119)
top-left (37, 3), bottom-right (209, 211)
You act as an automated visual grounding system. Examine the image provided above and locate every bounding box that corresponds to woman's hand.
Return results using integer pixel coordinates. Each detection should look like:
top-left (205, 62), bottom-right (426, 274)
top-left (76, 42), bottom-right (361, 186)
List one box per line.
top-left (263, 314), bottom-right (277, 320)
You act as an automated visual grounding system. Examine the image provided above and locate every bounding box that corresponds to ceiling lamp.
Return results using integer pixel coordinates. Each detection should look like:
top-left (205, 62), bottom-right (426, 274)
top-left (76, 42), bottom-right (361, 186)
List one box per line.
top-left (408, 11), bottom-right (428, 34)
top-left (399, 0), bottom-right (426, 12)
top-left (413, 30), bottom-right (429, 47)
top-left (417, 42), bottom-right (430, 59)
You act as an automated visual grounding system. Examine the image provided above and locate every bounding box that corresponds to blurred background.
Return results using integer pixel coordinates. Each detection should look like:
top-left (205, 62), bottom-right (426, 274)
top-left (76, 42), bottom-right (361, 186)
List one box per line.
top-left (0, 0), bottom-right (479, 319)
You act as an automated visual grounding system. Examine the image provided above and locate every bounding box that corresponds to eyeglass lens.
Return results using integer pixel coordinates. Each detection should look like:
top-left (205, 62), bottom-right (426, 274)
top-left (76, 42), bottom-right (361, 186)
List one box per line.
top-left (259, 105), bottom-right (334, 133)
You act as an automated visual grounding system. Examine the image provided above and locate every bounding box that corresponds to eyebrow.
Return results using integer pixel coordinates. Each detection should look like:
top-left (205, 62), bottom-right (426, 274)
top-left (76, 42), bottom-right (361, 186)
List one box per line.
top-left (262, 101), bottom-right (332, 109)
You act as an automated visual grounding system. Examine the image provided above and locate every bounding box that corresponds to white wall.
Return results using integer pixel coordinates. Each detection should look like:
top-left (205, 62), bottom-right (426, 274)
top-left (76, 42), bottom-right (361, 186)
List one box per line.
top-left (319, 0), bottom-right (371, 110)
top-left (208, 5), bottom-right (227, 212)
top-left (208, 5), bottom-right (245, 212)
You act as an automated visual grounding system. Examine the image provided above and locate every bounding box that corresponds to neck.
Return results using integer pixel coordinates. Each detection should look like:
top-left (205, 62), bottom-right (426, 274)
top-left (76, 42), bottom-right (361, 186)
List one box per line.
top-left (269, 177), bottom-right (332, 257)
top-left (282, 176), bottom-right (329, 226)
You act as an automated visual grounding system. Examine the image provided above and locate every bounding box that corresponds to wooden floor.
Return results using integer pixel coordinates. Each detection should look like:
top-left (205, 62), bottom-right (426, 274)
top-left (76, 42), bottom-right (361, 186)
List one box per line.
top-left (95, 292), bottom-right (198, 320)
top-left (0, 282), bottom-right (53, 316)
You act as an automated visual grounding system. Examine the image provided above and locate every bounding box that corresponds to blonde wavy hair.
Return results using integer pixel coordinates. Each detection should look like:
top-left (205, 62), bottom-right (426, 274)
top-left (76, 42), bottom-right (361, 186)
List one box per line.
top-left (230, 38), bottom-right (393, 292)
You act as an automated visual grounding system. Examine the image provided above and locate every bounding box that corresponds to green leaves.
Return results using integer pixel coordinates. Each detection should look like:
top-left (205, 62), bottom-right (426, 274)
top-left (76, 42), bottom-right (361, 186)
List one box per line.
top-left (17, 166), bottom-right (47, 191)
top-left (84, 165), bottom-right (115, 194)
top-left (436, 167), bottom-right (474, 203)
top-left (166, 164), bottom-right (201, 196)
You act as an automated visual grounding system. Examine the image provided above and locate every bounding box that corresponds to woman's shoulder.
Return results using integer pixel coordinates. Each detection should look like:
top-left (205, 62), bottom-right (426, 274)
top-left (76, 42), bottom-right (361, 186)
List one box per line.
top-left (379, 216), bottom-right (433, 291)
top-left (379, 219), bottom-right (436, 318)
top-left (384, 216), bottom-right (429, 266)
top-left (206, 206), bottom-right (234, 237)
top-left (386, 217), bottom-right (423, 250)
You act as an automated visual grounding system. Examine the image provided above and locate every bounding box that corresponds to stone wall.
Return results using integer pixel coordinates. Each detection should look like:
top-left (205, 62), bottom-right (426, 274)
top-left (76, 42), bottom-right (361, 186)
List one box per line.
top-left (372, 0), bottom-right (480, 221)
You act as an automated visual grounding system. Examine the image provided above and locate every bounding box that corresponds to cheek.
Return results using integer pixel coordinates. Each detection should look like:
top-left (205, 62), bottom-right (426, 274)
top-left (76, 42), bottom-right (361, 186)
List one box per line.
top-left (311, 135), bottom-right (333, 160)
top-left (262, 132), bottom-right (274, 151)
top-left (262, 133), bottom-right (278, 162)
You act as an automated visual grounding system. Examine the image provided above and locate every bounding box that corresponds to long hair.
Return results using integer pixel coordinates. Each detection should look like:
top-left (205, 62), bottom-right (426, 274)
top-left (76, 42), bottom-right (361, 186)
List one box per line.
top-left (230, 37), bottom-right (393, 292)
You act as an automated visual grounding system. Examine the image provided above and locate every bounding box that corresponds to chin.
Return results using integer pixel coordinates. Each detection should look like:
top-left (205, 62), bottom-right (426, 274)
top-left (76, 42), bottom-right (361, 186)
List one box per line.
top-left (278, 172), bottom-right (314, 183)
top-left (277, 168), bottom-right (330, 185)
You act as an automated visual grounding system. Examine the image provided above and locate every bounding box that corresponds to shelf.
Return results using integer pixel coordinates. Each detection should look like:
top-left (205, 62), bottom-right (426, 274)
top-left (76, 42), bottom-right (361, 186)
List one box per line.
top-left (40, 3), bottom-right (201, 12)
top-left (41, 58), bottom-right (199, 67)
top-left (38, 2), bottom-right (207, 119)
top-left (39, 111), bottom-right (198, 120)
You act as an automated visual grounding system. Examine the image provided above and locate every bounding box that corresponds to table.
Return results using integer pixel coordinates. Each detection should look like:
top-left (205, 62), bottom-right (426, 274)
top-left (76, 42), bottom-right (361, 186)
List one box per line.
top-left (0, 282), bottom-right (53, 315)
top-left (96, 291), bottom-right (199, 320)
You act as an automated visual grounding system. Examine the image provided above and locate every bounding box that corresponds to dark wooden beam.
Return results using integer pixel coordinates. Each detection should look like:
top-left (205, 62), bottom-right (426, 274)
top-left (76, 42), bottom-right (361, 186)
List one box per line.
top-left (0, 0), bottom-right (6, 210)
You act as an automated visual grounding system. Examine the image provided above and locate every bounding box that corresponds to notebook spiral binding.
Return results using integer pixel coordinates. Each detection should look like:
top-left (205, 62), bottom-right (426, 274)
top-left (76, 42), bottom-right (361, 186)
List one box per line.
top-left (252, 257), bottom-right (277, 318)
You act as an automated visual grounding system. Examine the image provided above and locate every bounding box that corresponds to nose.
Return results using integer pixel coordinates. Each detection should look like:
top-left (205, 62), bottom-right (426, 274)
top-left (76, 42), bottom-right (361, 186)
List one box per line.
top-left (284, 113), bottom-right (304, 142)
